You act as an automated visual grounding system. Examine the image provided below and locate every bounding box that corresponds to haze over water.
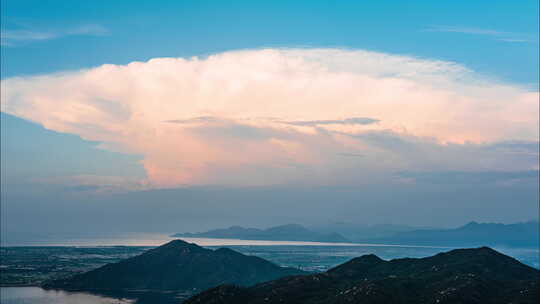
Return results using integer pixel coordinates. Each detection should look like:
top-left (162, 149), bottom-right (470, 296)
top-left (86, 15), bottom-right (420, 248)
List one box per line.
top-left (3, 233), bottom-right (538, 269)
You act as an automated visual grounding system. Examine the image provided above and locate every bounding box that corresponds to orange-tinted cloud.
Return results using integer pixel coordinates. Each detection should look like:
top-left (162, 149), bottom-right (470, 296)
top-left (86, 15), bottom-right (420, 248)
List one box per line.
top-left (1, 48), bottom-right (538, 188)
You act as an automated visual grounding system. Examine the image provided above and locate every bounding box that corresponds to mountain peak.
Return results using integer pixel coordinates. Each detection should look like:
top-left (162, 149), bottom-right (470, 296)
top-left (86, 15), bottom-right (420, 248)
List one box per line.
top-left (328, 253), bottom-right (385, 276)
top-left (43, 240), bottom-right (305, 292)
top-left (353, 253), bottom-right (383, 262)
top-left (228, 225), bottom-right (246, 230)
top-left (151, 239), bottom-right (205, 254)
top-left (476, 246), bottom-right (498, 252)
top-left (267, 224), bottom-right (307, 231)
top-left (162, 239), bottom-right (192, 247)
top-left (442, 246), bottom-right (502, 257)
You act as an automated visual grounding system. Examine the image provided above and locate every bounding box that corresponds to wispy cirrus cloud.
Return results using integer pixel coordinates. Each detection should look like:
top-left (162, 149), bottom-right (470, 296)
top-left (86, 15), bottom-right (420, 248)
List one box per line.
top-left (165, 116), bottom-right (228, 125)
top-left (1, 24), bottom-right (109, 46)
top-left (278, 117), bottom-right (380, 126)
top-left (424, 25), bottom-right (535, 43)
top-left (398, 170), bottom-right (539, 185)
top-left (167, 116), bottom-right (380, 127)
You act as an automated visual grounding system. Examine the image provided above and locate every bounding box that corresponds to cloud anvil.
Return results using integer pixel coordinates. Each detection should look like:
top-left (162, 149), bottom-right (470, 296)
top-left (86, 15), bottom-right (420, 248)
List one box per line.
top-left (1, 48), bottom-right (538, 187)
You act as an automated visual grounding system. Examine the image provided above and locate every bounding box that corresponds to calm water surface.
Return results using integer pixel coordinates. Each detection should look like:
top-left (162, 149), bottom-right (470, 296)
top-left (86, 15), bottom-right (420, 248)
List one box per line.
top-left (0, 287), bottom-right (186, 304)
top-left (0, 287), bottom-right (134, 304)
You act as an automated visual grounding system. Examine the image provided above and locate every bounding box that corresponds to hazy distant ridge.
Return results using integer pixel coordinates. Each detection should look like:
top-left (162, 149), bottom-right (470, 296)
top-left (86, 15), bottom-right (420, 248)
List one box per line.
top-left (173, 220), bottom-right (539, 248)
top-left (173, 224), bottom-right (350, 243)
top-left (369, 220), bottom-right (540, 248)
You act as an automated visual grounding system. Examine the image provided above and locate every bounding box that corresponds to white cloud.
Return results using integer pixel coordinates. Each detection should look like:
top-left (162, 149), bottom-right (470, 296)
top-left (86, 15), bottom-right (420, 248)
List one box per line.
top-left (1, 48), bottom-right (538, 187)
top-left (1, 24), bottom-right (109, 46)
top-left (424, 25), bottom-right (535, 43)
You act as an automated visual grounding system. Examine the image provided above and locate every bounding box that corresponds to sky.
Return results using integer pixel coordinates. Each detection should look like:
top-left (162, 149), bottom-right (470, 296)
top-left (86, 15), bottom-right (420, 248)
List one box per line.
top-left (1, 0), bottom-right (539, 244)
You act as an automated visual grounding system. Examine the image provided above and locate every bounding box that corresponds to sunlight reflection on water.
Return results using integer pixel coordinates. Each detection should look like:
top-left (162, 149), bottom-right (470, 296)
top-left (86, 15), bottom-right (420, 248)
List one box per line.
top-left (180, 237), bottom-right (452, 248)
top-left (0, 287), bottom-right (135, 304)
top-left (8, 233), bottom-right (453, 248)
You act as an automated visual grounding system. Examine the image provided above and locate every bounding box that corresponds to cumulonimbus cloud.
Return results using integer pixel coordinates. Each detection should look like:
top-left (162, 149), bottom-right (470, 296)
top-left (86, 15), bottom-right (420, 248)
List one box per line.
top-left (1, 48), bottom-right (538, 187)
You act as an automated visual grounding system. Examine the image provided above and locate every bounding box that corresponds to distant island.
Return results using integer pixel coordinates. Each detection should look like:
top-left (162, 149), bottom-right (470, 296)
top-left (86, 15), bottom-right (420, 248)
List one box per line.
top-left (173, 224), bottom-right (350, 243)
top-left (186, 247), bottom-right (540, 304)
top-left (43, 239), bottom-right (305, 293)
top-left (173, 220), bottom-right (539, 248)
top-left (366, 220), bottom-right (540, 248)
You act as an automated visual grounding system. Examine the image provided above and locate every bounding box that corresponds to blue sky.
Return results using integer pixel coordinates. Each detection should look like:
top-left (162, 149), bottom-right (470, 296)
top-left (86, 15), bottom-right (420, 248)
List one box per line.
top-left (2, 0), bottom-right (538, 84)
top-left (1, 1), bottom-right (538, 241)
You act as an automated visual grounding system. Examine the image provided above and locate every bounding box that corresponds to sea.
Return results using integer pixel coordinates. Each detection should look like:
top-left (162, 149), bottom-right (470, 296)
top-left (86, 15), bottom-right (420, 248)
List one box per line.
top-left (1, 234), bottom-right (539, 304)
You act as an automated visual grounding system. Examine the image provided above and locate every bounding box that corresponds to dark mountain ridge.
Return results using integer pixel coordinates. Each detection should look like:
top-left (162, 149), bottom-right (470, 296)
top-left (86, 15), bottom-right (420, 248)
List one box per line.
top-left (185, 247), bottom-right (540, 304)
top-left (173, 223), bottom-right (350, 243)
top-left (43, 239), bottom-right (305, 292)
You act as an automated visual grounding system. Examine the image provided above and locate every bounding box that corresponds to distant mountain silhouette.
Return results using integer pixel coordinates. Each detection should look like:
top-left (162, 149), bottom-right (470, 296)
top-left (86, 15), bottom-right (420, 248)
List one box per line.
top-left (43, 240), bottom-right (305, 292)
top-left (370, 220), bottom-right (539, 248)
top-left (311, 222), bottom-right (431, 241)
top-left (173, 224), bottom-right (350, 243)
top-left (185, 247), bottom-right (540, 304)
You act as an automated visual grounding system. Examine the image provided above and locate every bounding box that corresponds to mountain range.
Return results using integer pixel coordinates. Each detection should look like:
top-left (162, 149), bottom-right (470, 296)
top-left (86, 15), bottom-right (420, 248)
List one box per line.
top-left (43, 239), bottom-right (305, 292)
top-left (173, 224), bottom-right (350, 243)
top-left (185, 247), bottom-right (540, 304)
top-left (175, 220), bottom-right (539, 248)
top-left (370, 220), bottom-right (539, 248)
top-left (311, 223), bottom-right (433, 240)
